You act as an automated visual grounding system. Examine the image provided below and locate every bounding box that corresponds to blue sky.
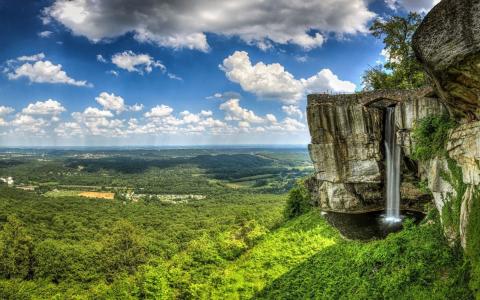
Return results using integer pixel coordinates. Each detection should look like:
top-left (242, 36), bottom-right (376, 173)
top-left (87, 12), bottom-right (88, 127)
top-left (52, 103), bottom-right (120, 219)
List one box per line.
top-left (0, 0), bottom-right (437, 146)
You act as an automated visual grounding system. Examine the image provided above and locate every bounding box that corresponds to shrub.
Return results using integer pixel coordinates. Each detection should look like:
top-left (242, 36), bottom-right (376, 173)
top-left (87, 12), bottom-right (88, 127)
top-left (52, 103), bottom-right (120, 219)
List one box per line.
top-left (235, 220), bottom-right (268, 247)
top-left (411, 114), bottom-right (457, 161)
top-left (284, 181), bottom-right (311, 219)
top-left (184, 234), bottom-right (222, 265)
top-left (440, 158), bottom-right (467, 233)
top-left (217, 231), bottom-right (247, 260)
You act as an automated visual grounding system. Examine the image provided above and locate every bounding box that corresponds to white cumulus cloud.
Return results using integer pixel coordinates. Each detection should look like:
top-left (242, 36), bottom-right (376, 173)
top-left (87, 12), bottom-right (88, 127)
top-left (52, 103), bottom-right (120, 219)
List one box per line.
top-left (0, 106), bottom-right (15, 116)
top-left (219, 99), bottom-right (265, 123)
top-left (95, 92), bottom-right (126, 114)
top-left (301, 69), bottom-right (356, 94)
top-left (95, 92), bottom-right (144, 113)
top-left (17, 53), bottom-right (46, 62)
top-left (44, 0), bottom-right (375, 51)
top-left (220, 51), bottom-right (355, 104)
top-left (144, 105), bottom-right (174, 118)
top-left (22, 99), bottom-right (66, 116)
top-left (71, 107), bottom-right (123, 136)
top-left (5, 53), bottom-right (91, 87)
top-left (282, 105), bottom-right (303, 119)
top-left (111, 51), bottom-right (165, 74)
top-left (129, 103), bottom-right (144, 112)
top-left (77, 107), bottom-right (114, 118)
top-left (96, 54), bottom-right (107, 63)
top-left (265, 114), bottom-right (277, 123)
top-left (11, 115), bottom-right (48, 133)
top-left (38, 31), bottom-right (53, 38)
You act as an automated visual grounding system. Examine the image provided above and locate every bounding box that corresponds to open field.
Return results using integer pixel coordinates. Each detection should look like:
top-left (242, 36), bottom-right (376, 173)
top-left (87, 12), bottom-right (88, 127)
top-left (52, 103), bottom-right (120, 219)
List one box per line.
top-left (44, 190), bottom-right (81, 197)
top-left (78, 191), bottom-right (115, 200)
top-left (45, 189), bottom-right (115, 200)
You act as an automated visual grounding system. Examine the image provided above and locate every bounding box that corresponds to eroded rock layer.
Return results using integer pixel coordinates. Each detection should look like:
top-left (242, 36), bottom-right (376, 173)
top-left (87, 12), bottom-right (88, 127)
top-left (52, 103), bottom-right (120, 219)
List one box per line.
top-left (412, 0), bottom-right (480, 250)
top-left (422, 122), bottom-right (480, 246)
top-left (307, 88), bottom-right (444, 212)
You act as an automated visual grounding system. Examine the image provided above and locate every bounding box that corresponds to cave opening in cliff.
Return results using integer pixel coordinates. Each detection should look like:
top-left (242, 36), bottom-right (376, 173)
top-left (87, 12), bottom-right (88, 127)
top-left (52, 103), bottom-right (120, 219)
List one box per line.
top-left (384, 105), bottom-right (402, 223)
top-left (323, 210), bottom-right (425, 240)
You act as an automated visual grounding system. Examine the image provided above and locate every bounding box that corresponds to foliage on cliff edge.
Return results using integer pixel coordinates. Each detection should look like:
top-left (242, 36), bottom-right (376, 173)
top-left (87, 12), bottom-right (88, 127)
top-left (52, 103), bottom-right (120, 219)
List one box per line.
top-left (411, 114), bottom-right (457, 161)
top-left (362, 12), bottom-right (428, 90)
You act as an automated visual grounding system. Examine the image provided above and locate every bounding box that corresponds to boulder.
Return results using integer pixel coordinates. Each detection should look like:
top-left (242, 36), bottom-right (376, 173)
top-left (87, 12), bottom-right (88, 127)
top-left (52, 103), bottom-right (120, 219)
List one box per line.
top-left (413, 0), bottom-right (480, 119)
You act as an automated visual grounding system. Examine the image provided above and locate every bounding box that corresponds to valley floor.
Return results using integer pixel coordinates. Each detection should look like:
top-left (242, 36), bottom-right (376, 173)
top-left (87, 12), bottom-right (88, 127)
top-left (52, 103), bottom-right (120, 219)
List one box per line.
top-left (0, 191), bottom-right (473, 299)
top-left (0, 149), bottom-right (474, 299)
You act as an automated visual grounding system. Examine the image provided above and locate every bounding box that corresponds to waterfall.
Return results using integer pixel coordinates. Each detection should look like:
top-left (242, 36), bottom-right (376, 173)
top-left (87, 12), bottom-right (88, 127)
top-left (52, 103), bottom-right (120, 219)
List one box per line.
top-left (384, 106), bottom-right (401, 222)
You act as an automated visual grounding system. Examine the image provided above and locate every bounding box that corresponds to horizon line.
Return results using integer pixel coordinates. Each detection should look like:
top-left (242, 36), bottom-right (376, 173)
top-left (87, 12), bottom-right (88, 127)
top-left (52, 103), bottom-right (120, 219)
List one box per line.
top-left (0, 144), bottom-right (309, 149)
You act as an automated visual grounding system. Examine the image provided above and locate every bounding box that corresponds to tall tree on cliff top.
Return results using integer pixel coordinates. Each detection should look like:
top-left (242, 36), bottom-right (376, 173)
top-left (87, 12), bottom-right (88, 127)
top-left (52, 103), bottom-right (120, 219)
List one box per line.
top-left (363, 12), bottom-right (428, 90)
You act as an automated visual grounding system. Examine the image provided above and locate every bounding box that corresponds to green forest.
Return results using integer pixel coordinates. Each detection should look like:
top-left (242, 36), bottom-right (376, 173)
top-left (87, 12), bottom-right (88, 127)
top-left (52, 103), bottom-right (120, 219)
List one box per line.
top-left (1, 1), bottom-right (479, 298)
top-left (0, 148), bottom-right (476, 299)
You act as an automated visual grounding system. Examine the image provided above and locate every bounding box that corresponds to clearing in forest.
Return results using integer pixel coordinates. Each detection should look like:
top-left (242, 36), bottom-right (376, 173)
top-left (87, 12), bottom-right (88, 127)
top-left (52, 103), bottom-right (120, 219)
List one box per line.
top-left (78, 191), bottom-right (115, 200)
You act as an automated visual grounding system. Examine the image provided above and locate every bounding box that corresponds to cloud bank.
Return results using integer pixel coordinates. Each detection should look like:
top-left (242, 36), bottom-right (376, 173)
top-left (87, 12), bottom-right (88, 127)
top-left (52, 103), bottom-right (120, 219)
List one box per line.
top-left (44, 0), bottom-right (375, 51)
top-left (0, 96), bottom-right (307, 143)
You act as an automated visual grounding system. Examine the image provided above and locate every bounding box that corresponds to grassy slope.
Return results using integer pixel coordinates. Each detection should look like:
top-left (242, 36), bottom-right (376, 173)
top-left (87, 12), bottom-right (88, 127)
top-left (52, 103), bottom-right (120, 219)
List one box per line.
top-left (0, 187), bottom-right (474, 299)
top-left (206, 211), bottom-right (472, 300)
top-left (205, 212), bottom-right (339, 299)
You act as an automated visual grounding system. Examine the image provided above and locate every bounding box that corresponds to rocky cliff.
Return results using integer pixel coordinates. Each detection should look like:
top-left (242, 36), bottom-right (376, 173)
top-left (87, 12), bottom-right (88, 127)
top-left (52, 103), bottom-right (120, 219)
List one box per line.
top-left (307, 87), bottom-right (445, 212)
top-left (307, 0), bottom-right (480, 287)
top-left (412, 0), bottom-right (480, 254)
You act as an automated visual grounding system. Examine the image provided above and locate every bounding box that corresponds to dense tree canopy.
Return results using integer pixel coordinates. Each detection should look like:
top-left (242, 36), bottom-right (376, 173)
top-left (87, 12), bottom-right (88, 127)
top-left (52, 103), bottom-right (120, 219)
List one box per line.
top-left (0, 216), bottom-right (33, 279)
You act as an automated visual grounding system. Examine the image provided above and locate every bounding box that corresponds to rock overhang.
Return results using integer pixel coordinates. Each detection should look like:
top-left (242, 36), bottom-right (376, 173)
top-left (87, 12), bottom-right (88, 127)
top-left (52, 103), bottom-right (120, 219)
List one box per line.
top-left (306, 87), bottom-right (444, 213)
top-left (412, 0), bottom-right (480, 119)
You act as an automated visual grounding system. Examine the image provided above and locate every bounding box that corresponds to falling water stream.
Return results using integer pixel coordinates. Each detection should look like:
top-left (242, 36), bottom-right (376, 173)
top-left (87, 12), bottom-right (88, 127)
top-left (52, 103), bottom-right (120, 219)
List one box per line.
top-left (384, 106), bottom-right (401, 223)
top-left (322, 105), bottom-right (425, 239)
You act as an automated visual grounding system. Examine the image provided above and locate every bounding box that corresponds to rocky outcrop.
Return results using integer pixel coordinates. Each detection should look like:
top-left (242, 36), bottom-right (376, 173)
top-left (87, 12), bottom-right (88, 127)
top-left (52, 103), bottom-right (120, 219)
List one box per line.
top-left (307, 93), bottom-right (383, 212)
top-left (306, 0), bottom-right (479, 290)
top-left (307, 88), bottom-right (444, 212)
top-left (447, 122), bottom-right (480, 186)
top-left (413, 0), bottom-right (480, 119)
top-left (423, 122), bottom-right (480, 246)
top-left (395, 94), bottom-right (448, 156)
top-left (307, 0), bottom-right (479, 259)
top-left (412, 0), bottom-right (480, 253)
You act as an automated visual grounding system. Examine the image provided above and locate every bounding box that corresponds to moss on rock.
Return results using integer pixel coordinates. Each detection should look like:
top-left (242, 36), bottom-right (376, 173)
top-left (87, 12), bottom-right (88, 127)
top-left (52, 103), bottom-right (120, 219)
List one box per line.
top-left (466, 189), bottom-right (480, 298)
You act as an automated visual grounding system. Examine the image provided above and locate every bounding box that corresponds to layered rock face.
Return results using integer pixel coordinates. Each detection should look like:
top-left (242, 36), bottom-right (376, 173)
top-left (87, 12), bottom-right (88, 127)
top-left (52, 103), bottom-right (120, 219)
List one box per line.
top-left (307, 93), bottom-right (383, 211)
top-left (423, 122), bottom-right (480, 246)
top-left (307, 88), bottom-right (445, 212)
top-left (306, 0), bottom-right (480, 280)
top-left (413, 0), bottom-right (480, 119)
top-left (413, 0), bottom-right (480, 249)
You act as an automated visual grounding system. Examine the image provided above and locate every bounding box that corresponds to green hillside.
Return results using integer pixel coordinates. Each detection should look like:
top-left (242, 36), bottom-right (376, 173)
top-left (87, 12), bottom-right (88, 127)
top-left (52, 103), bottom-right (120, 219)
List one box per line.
top-left (209, 211), bottom-right (472, 299)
